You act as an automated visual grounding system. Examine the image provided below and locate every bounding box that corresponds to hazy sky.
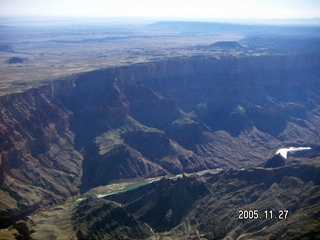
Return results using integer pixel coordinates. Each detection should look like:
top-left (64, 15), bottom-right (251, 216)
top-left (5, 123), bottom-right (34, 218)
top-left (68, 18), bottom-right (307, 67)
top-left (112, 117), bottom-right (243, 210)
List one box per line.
top-left (1, 0), bottom-right (320, 20)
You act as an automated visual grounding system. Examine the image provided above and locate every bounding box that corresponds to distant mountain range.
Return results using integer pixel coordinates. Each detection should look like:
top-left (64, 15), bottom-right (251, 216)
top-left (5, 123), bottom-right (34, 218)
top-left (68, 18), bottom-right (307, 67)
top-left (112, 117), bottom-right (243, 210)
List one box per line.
top-left (146, 20), bottom-right (320, 35)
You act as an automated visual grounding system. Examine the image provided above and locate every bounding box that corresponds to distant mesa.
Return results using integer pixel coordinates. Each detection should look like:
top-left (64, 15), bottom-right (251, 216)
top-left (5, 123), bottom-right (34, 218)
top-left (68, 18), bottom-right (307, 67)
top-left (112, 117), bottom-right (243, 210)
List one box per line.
top-left (209, 41), bottom-right (245, 49)
top-left (5, 57), bottom-right (26, 64)
top-left (146, 21), bottom-right (259, 32)
top-left (264, 153), bottom-right (286, 168)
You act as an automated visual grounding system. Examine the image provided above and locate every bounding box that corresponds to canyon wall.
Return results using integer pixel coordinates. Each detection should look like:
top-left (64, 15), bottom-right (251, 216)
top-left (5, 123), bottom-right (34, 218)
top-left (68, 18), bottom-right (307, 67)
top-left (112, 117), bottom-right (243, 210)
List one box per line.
top-left (1, 53), bottom-right (320, 226)
top-left (0, 86), bottom-right (83, 226)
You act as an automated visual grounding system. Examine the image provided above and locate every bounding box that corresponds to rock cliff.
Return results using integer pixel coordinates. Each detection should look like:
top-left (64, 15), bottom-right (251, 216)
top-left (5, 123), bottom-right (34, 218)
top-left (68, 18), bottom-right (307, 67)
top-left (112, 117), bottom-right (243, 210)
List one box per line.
top-left (0, 53), bottom-right (320, 230)
top-left (0, 86), bottom-right (83, 227)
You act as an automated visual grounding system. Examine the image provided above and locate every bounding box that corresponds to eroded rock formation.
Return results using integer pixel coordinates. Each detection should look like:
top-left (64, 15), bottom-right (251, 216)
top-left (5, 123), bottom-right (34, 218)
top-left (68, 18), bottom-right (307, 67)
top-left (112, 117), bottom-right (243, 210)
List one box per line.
top-left (0, 53), bottom-right (320, 231)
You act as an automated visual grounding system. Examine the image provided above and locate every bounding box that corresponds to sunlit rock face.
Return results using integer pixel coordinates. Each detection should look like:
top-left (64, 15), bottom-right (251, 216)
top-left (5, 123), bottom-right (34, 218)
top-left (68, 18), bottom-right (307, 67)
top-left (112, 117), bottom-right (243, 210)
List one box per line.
top-left (1, 53), bottom-right (320, 227)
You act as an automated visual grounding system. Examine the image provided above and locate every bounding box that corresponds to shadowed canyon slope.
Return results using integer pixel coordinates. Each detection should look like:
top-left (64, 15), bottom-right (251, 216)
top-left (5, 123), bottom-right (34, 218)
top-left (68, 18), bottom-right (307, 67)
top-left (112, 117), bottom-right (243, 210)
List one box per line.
top-left (1, 51), bottom-right (320, 237)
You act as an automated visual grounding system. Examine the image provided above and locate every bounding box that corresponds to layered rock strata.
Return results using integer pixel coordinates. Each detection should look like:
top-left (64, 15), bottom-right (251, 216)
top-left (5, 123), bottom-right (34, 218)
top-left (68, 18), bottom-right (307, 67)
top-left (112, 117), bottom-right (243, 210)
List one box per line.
top-left (0, 53), bottom-right (319, 228)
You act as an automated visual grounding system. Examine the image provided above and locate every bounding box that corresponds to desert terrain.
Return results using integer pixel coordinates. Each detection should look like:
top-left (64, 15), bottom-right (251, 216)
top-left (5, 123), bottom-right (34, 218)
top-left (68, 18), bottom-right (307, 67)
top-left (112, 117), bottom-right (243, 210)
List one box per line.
top-left (0, 18), bottom-right (320, 239)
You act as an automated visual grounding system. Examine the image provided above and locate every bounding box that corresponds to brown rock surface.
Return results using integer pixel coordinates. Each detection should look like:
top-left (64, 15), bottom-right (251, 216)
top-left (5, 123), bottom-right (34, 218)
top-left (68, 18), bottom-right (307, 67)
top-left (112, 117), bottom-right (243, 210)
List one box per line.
top-left (0, 53), bottom-right (319, 237)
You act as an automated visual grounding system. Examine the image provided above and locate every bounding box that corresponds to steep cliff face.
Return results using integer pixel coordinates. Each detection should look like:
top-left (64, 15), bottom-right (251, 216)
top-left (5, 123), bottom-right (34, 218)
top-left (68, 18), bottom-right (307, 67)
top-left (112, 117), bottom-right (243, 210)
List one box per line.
top-left (0, 53), bottom-right (319, 227)
top-left (0, 87), bottom-right (83, 227)
top-left (133, 55), bottom-right (320, 139)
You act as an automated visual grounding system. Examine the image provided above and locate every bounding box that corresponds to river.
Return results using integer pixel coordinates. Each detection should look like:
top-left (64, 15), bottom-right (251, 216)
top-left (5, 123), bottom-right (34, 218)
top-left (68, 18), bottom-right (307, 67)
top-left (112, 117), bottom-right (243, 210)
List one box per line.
top-left (74, 168), bottom-right (223, 204)
top-left (75, 146), bottom-right (312, 205)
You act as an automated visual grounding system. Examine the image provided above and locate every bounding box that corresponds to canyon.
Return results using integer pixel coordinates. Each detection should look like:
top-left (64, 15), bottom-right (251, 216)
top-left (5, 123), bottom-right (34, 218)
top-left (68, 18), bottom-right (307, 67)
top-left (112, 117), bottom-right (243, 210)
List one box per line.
top-left (0, 21), bottom-right (320, 239)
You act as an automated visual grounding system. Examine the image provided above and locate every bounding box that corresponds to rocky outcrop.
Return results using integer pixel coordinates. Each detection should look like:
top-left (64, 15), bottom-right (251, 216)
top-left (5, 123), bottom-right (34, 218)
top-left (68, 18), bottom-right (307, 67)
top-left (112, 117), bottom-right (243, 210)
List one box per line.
top-left (195, 161), bottom-right (320, 239)
top-left (107, 175), bottom-right (210, 232)
top-left (264, 153), bottom-right (286, 168)
top-left (73, 198), bottom-right (152, 240)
